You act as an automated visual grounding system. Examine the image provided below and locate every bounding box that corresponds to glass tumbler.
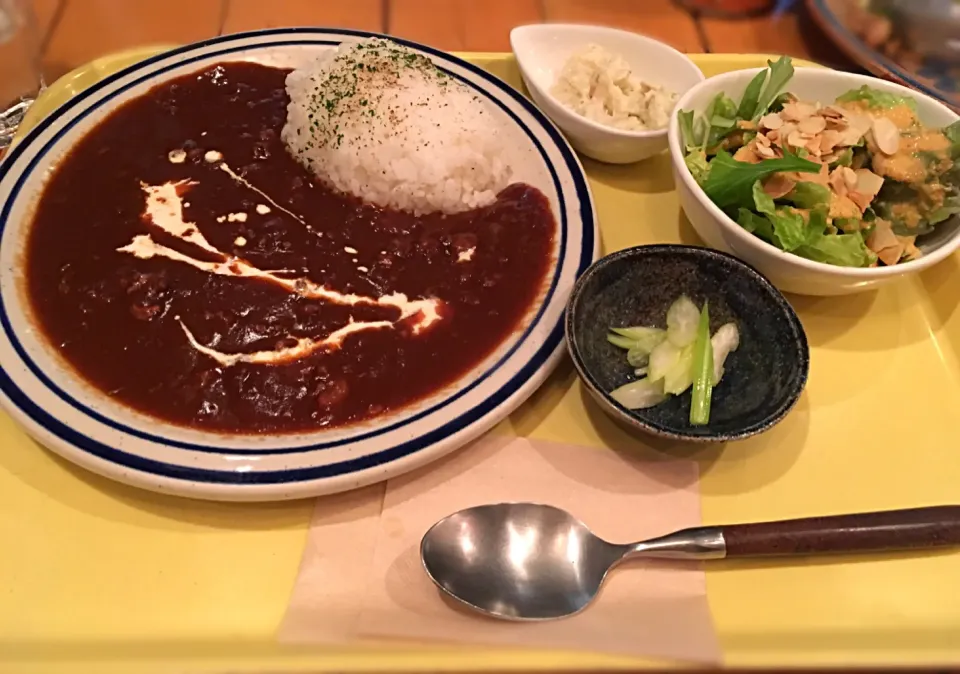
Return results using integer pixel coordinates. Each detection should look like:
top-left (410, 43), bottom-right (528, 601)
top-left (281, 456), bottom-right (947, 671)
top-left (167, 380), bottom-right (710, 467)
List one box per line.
top-left (0, 0), bottom-right (44, 150)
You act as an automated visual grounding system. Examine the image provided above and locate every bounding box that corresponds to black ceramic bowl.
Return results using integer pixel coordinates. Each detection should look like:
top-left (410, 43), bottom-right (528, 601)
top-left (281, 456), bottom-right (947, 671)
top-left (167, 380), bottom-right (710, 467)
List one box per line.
top-left (565, 244), bottom-right (809, 442)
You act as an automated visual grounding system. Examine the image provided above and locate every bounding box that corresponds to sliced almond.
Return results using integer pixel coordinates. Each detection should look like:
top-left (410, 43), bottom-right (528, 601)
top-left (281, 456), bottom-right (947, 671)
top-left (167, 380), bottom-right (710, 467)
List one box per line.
top-left (737, 120), bottom-right (758, 130)
top-left (821, 105), bottom-right (848, 119)
top-left (805, 138), bottom-right (823, 156)
top-left (872, 116), bottom-right (900, 155)
top-left (848, 191), bottom-right (873, 213)
top-left (847, 113), bottom-right (873, 137)
top-left (756, 143), bottom-right (777, 159)
top-left (782, 101), bottom-right (818, 122)
top-left (854, 168), bottom-right (884, 197)
top-left (733, 144), bottom-right (761, 164)
top-left (829, 169), bottom-right (849, 197)
top-left (756, 132), bottom-right (772, 147)
top-left (763, 172), bottom-right (797, 199)
top-left (759, 113), bottom-right (783, 130)
top-left (842, 166), bottom-right (858, 189)
top-left (838, 125), bottom-right (868, 147)
top-left (819, 130), bottom-right (841, 154)
top-left (798, 116), bottom-right (827, 135)
top-left (787, 130), bottom-right (808, 148)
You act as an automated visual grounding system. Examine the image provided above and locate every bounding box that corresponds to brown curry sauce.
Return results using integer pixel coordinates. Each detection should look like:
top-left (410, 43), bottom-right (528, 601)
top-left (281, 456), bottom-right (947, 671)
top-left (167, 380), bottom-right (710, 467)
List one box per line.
top-left (25, 63), bottom-right (556, 433)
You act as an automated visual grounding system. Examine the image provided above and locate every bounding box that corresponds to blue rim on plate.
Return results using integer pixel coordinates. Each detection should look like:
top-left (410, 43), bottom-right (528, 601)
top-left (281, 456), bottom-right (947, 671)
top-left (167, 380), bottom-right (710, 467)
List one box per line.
top-left (0, 29), bottom-right (597, 498)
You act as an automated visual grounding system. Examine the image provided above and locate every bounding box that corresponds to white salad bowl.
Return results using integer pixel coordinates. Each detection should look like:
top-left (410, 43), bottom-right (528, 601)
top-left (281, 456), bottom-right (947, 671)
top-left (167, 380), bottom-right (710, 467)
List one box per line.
top-left (511, 24), bottom-right (704, 164)
top-left (668, 67), bottom-right (960, 296)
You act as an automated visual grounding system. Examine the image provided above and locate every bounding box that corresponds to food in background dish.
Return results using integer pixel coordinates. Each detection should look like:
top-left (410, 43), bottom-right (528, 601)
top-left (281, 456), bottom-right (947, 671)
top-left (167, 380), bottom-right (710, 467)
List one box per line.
top-left (24, 39), bottom-right (556, 433)
top-left (607, 296), bottom-right (739, 425)
top-left (678, 56), bottom-right (960, 268)
top-left (551, 44), bottom-right (678, 131)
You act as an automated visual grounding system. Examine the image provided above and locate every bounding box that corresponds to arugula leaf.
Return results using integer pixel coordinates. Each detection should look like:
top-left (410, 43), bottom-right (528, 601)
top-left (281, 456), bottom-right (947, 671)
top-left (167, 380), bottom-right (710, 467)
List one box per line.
top-left (685, 151), bottom-right (711, 186)
top-left (796, 232), bottom-right (877, 267)
top-left (835, 85), bottom-right (918, 112)
top-left (943, 120), bottom-right (960, 159)
top-left (737, 207), bottom-right (775, 242)
top-left (768, 92), bottom-right (794, 113)
top-left (702, 149), bottom-right (822, 210)
top-left (737, 70), bottom-right (767, 120)
top-left (783, 182), bottom-right (832, 209)
top-left (713, 93), bottom-right (739, 121)
top-left (751, 56), bottom-right (795, 121)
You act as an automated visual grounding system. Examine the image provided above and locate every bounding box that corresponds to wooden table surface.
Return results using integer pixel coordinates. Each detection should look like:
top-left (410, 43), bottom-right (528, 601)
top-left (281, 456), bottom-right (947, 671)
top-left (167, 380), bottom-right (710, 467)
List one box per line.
top-left (23, 0), bottom-right (862, 85)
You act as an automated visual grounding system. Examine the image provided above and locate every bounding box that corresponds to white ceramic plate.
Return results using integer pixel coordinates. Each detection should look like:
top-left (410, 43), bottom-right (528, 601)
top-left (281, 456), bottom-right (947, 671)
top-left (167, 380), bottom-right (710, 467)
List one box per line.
top-left (0, 29), bottom-right (598, 501)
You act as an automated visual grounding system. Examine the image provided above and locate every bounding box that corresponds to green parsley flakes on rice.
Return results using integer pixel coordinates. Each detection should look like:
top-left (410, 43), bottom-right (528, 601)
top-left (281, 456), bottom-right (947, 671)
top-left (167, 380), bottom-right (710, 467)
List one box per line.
top-left (281, 38), bottom-right (512, 215)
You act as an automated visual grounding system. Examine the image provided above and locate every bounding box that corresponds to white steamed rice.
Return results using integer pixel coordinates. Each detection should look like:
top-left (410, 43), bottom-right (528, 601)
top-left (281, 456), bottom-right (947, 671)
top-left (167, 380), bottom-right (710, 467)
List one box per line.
top-left (281, 38), bottom-right (512, 215)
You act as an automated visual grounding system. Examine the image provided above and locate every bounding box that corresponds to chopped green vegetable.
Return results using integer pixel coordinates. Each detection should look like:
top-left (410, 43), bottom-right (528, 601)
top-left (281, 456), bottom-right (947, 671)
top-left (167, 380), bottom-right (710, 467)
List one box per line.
top-left (689, 302), bottom-right (713, 426)
top-left (608, 327), bottom-right (667, 368)
top-left (666, 295), bottom-right (700, 347)
top-left (835, 85), bottom-right (918, 112)
top-left (648, 339), bottom-right (681, 383)
top-left (702, 149), bottom-right (821, 210)
top-left (607, 333), bottom-right (637, 350)
top-left (627, 347), bottom-right (650, 368)
top-left (610, 378), bottom-right (666, 410)
top-left (710, 323), bottom-right (740, 385)
top-left (607, 298), bottom-right (739, 422)
top-left (663, 344), bottom-right (695, 396)
top-left (610, 326), bottom-right (665, 344)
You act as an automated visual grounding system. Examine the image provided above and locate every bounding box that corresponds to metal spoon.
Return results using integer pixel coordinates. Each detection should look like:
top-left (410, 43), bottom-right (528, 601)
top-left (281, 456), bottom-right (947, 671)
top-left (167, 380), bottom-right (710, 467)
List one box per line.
top-left (420, 503), bottom-right (960, 621)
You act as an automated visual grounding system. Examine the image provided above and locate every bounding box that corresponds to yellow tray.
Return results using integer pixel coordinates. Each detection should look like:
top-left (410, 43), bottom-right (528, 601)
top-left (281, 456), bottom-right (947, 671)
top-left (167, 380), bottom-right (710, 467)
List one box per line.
top-left (3, 49), bottom-right (960, 673)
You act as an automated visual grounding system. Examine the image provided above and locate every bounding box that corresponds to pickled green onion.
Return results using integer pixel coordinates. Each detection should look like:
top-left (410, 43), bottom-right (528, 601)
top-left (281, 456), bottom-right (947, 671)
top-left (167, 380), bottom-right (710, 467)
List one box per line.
top-left (690, 301), bottom-right (714, 426)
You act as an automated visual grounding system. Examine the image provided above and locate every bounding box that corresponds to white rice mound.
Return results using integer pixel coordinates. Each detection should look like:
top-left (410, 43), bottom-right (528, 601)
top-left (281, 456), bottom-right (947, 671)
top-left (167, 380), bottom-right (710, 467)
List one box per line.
top-left (281, 39), bottom-right (512, 215)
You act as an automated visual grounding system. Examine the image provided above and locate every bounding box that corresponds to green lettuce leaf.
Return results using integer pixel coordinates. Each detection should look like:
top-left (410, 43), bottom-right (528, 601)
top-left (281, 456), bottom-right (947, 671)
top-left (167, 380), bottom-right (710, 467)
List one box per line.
top-left (685, 150), bottom-right (711, 186)
top-left (783, 181), bottom-right (831, 209)
top-left (678, 109), bottom-right (700, 153)
top-left (836, 85), bottom-right (918, 112)
top-left (928, 192), bottom-right (960, 225)
top-left (795, 232), bottom-right (877, 267)
top-left (703, 149), bottom-right (822, 210)
top-left (752, 182), bottom-right (822, 251)
top-left (943, 120), bottom-right (960, 159)
top-left (737, 207), bottom-right (775, 242)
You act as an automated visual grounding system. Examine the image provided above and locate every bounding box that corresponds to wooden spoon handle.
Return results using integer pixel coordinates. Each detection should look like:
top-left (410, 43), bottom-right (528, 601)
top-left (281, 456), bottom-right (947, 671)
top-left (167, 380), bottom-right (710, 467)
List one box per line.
top-left (722, 506), bottom-right (960, 557)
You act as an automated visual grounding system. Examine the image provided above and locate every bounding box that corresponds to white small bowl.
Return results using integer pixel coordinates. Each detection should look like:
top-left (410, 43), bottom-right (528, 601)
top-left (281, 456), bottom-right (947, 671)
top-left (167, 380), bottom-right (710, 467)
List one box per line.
top-left (667, 68), bottom-right (960, 296)
top-left (510, 24), bottom-right (705, 164)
